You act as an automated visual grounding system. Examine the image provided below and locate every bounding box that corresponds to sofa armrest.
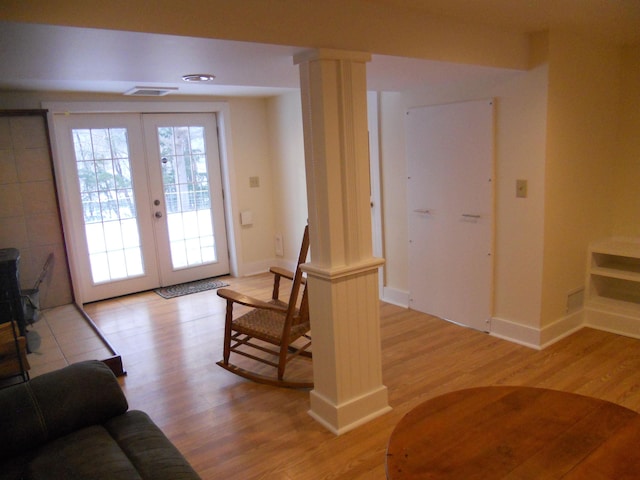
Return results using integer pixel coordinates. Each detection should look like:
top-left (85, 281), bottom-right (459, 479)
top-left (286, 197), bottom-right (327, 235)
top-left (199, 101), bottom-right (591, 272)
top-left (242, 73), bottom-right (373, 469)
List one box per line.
top-left (0, 360), bottom-right (128, 460)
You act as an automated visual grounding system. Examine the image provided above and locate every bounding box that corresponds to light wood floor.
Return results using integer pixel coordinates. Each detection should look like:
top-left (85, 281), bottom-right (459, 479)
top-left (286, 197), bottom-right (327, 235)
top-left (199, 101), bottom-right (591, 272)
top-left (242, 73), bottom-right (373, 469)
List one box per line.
top-left (80, 273), bottom-right (640, 480)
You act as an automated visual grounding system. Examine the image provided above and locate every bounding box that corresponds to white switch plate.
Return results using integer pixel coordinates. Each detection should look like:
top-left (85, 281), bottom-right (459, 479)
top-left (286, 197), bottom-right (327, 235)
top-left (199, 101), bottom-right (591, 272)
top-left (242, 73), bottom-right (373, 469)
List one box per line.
top-left (240, 210), bottom-right (253, 226)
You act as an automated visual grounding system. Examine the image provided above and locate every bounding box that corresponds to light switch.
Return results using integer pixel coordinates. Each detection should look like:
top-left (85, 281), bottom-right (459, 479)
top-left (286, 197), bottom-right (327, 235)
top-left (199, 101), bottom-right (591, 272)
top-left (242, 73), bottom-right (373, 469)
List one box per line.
top-left (516, 179), bottom-right (528, 198)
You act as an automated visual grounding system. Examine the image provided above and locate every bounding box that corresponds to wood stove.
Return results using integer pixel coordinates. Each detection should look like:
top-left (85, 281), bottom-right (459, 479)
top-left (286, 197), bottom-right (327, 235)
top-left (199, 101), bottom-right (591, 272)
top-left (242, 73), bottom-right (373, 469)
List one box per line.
top-left (0, 248), bottom-right (26, 337)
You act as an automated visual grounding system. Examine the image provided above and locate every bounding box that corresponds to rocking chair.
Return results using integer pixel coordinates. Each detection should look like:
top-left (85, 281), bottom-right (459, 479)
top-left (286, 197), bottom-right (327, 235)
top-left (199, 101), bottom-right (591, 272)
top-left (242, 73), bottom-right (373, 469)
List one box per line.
top-left (216, 225), bottom-right (312, 388)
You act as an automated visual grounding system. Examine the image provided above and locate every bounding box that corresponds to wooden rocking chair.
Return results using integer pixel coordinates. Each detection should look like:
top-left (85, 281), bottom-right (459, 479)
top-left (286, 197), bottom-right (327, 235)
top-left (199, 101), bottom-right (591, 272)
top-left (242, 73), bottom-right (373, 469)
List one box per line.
top-left (216, 225), bottom-right (312, 388)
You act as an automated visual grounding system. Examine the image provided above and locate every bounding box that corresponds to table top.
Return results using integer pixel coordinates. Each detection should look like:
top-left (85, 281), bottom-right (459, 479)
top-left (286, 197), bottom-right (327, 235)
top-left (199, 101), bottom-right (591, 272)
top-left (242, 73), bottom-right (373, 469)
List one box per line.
top-left (386, 386), bottom-right (640, 479)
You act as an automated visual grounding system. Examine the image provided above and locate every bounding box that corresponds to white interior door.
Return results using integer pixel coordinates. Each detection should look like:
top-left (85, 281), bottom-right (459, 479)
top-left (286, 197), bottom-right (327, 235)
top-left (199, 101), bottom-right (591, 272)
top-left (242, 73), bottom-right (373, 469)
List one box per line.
top-left (54, 112), bottom-right (229, 303)
top-left (406, 100), bottom-right (494, 332)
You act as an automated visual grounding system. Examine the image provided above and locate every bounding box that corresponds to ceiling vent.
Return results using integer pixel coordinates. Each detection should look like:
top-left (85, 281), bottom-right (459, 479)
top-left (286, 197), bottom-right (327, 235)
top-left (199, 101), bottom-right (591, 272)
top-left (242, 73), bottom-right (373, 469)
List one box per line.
top-left (124, 86), bottom-right (178, 96)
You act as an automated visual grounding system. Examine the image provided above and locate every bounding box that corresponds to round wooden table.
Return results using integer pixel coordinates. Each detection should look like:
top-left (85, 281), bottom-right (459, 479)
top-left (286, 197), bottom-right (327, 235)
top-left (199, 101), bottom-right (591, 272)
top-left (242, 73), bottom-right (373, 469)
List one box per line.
top-left (386, 386), bottom-right (640, 479)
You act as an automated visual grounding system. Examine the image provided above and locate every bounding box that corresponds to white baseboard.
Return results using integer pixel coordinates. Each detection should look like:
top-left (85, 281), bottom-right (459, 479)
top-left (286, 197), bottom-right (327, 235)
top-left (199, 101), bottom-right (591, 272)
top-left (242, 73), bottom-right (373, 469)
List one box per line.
top-left (489, 317), bottom-right (542, 349)
top-left (539, 310), bottom-right (584, 348)
top-left (490, 310), bottom-right (585, 350)
top-left (382, 286), bottom-right (409, 308)
top-left (585, 308), bottom-right (640, 340)
top-left (238, 259), bottom-right (274, 277)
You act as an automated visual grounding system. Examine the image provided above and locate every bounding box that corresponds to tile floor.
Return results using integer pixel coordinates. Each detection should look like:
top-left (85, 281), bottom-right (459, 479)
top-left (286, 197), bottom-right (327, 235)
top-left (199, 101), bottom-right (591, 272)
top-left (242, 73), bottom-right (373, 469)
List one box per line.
top-left (26, 304), bottom-right (113, 377)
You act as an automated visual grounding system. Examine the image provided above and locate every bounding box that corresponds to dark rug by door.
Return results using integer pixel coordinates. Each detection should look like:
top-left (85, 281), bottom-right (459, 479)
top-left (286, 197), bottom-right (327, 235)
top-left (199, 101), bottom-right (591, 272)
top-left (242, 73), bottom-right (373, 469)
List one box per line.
top-left (154, 278), bottom-right (229, 299)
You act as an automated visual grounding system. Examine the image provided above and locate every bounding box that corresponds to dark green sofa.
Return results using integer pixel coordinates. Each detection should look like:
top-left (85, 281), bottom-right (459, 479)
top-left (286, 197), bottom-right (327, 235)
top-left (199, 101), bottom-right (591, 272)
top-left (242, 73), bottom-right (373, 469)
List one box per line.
top-left (0, 360), bottom-right (201, 480)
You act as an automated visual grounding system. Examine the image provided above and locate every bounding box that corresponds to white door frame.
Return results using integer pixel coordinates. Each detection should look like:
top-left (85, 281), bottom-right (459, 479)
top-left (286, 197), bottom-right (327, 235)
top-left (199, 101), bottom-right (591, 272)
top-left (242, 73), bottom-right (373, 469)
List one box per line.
top-left (368, 92), bottom-right (384, 298)
top-left (44, 101), bottom-right (241, 304)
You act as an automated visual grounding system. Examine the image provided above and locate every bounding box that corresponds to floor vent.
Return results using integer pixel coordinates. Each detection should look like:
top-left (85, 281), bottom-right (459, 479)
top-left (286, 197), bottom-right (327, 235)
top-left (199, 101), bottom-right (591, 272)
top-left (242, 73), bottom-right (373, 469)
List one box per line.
top-left (124, 86), bottom-right (178, 96)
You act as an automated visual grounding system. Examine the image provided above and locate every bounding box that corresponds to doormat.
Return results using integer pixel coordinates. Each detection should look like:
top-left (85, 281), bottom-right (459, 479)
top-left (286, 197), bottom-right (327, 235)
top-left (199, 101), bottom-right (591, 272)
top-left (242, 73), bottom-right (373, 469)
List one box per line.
top-left (154, 278), bottom-right (229, 299)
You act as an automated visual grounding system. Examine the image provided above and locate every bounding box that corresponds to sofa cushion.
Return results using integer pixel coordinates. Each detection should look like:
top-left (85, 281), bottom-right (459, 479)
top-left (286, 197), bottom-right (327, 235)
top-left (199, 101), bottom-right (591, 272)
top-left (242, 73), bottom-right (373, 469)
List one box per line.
top-left (105, 411), bottom-right (201, 480)
top-left (0, 360), bottom-right (128, 461)
top-left (30, 360), bottom-right (128, 441)
top-left (24, 425), bottom-right (143, 480)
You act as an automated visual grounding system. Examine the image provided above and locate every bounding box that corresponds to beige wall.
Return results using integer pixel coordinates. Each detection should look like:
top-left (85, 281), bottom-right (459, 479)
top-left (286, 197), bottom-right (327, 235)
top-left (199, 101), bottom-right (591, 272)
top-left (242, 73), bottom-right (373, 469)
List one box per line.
top-left (613, 45), bottom-right (640, 238)
top-left (540, 32), bottom-right (622, 327)
top-left (227, 97), bottom-right (277, 274)
top-left (266, 92), bottom-right (308, 269)
top-left (0, 112), bottom-right (72, 308)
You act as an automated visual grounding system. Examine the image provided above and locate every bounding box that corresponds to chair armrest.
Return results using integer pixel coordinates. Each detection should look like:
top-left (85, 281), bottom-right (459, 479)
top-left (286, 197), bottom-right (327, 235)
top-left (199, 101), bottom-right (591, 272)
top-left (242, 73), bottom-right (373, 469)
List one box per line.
top-left (217, 288), bottom-right (288, 312)
top-left (269, 266), bottom-right (294, 281)
top-left (269, 267), bottom-right (306, 284)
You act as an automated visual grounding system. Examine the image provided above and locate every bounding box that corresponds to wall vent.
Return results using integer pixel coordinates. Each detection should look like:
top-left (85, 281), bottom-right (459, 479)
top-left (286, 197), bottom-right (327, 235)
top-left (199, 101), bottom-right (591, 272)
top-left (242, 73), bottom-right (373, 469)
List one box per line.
top-left (124, 86), bottom-right (178, 96)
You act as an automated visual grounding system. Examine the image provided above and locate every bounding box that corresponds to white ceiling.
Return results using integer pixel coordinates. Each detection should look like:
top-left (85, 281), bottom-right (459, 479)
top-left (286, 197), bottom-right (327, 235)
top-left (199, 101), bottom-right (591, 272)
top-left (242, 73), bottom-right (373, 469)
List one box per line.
top-left (0, 21), bottom-right (521, 97)
top-left (0, 0), bottom-right (637, 98)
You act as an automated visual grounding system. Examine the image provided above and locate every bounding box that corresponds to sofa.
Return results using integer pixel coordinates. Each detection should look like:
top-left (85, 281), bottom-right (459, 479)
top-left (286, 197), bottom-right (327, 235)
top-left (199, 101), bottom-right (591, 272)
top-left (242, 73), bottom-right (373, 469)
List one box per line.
top-left (0, 360), bottom-right (201, 480)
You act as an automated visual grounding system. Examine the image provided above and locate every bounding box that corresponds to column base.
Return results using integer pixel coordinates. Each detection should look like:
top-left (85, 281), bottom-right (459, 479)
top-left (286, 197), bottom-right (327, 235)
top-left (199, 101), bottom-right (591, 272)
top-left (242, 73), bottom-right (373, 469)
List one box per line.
top-left (308, 385), bottom-right (392, 435)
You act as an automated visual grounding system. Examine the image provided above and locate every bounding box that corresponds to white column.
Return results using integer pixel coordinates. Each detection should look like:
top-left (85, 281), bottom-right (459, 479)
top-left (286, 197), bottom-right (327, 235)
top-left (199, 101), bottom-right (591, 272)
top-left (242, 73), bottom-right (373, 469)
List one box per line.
top-left (294, 49), bottom-right (390, 435)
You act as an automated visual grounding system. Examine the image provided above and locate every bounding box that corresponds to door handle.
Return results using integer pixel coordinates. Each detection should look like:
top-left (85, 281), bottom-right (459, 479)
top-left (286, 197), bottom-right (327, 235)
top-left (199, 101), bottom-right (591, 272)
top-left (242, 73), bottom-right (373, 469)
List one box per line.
top-left (462, 214), bottom-right (481, 219)
top-left (413, 209), bottom-right (431, 215)
top-left (155, 211), bottom-right (163, 218)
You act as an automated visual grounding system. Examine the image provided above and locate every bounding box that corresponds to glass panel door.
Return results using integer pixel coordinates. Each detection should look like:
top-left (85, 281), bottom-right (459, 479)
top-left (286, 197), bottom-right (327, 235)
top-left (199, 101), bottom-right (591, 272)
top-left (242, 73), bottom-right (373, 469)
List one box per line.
top-left (54, 114), bottom-right (159, 302)
top-left (73, 126), bottom-right (144, 283)
top-left (158, 125), bottom-right (217, 268)
top-left (144, 113), bottom-right (229, 286)
top-left (53, 112), bottom-right (229, 303)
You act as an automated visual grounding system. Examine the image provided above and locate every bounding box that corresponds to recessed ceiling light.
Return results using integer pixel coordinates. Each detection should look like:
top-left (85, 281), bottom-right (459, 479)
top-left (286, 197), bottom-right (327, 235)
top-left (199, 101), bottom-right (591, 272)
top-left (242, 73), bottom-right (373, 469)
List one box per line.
top-left (182, 74), bottom-right (216, 82)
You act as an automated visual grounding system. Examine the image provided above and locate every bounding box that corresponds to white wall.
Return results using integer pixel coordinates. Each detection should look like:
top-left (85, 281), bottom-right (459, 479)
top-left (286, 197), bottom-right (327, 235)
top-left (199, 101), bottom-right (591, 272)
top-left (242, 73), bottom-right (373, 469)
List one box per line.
top-left (378, 65), bottom-right (549, 341)
top-left (266, 92), bottom-right (308, 270)
top-left (379, 92), bottom-right (409, 305)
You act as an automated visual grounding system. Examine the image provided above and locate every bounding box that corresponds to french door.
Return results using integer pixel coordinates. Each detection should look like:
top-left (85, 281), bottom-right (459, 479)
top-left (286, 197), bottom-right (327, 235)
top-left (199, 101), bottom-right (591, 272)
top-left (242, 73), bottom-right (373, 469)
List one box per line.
top-left (54, 112), bottom-right (229, 303)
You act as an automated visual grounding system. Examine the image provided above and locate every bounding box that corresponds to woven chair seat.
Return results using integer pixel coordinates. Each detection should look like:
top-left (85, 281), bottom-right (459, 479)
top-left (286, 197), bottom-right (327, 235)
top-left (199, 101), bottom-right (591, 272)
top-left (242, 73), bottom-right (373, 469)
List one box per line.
top-left (233, 307), bottom-right (309, 345)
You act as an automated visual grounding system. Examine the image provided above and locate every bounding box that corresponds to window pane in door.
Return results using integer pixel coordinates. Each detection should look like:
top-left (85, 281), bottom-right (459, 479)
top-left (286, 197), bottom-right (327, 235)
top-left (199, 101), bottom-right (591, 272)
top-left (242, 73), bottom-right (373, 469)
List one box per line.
top-left (157, 125), bottom-right (217, 269)
top-left (71, 127), bottom-right (145, 284)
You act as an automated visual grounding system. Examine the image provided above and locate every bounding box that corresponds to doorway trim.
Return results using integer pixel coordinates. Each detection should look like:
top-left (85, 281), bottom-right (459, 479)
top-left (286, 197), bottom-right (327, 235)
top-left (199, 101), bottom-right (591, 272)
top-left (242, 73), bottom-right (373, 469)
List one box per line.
top-left (44, 101), bottom-right (241, 304)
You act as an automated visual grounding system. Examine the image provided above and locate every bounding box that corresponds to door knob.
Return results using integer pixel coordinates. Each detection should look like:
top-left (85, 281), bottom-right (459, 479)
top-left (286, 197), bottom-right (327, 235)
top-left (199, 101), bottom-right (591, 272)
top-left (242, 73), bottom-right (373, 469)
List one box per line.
top-left (155, 211), bottom-right (163, 218)
top-left (153, 199), bottom-right (161, 206)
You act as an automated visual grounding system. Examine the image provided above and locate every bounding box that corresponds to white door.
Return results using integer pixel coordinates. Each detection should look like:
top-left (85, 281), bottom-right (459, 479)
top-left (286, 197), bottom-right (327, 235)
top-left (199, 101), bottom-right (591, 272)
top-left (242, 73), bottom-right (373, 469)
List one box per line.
top-left (143, 113), bottom-right (229, 286)
top-left (406, 100), bottom-right (494, 332)
top-left (54, 112), bottom-right (229, 303)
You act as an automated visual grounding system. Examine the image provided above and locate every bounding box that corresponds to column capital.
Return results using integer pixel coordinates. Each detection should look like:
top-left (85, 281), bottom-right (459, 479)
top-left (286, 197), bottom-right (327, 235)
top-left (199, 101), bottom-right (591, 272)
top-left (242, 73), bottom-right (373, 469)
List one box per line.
top-left (301, 257), bottom-right (384, 282)
top-left (293, 48), bottom-right (371, 65)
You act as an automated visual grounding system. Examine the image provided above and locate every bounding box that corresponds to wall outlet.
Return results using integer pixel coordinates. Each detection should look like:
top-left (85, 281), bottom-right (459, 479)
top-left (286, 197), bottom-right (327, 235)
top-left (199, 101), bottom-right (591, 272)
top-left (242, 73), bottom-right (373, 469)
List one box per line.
top-left (275, 232), bottom-right (284, 256)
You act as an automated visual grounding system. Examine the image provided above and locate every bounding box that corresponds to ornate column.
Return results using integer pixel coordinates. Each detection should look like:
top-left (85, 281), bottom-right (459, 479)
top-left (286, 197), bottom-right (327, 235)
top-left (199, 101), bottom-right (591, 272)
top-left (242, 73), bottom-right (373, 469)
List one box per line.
top-left (294, 49), bottom-right (390, 434)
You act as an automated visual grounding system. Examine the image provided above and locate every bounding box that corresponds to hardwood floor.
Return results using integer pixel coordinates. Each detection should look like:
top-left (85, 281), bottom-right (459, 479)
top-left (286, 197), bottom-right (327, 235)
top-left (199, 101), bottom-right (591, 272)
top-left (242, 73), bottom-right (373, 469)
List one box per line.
top-left (81, 273), bottom-right (640, 479)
